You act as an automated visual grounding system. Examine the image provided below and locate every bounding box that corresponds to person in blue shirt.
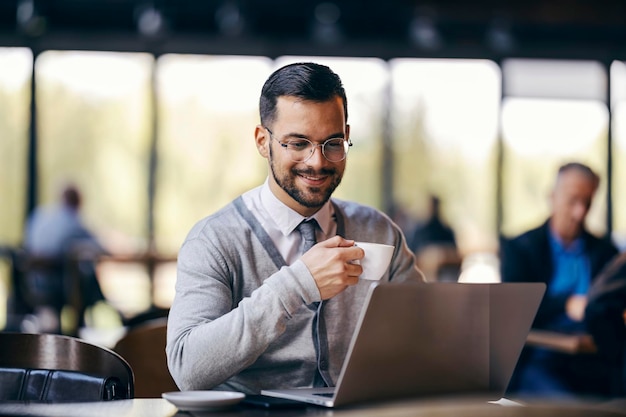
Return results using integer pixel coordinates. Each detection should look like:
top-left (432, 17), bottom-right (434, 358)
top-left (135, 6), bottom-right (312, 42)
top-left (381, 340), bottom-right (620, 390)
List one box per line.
top-left (23, 183), bottom-right (110, 333)
top-left (500, 162), bottom-right (618, 399)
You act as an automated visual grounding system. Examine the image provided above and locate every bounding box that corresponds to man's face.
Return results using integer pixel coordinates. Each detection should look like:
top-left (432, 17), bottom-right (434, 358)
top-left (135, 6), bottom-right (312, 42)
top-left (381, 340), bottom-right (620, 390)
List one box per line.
top-left (255, 95), bottom-right (350, 217)
top-left (549, 170), bottom-right (597, 244)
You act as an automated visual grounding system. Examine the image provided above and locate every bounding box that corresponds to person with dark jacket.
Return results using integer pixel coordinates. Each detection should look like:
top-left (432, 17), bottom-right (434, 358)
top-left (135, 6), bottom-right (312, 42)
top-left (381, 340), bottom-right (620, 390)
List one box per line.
top-left (584, 252), bottom-right (626, 397)
top-left (500, 162), bottom-right (619, 399)
top-left (408, 195), bottom-right (456, 254)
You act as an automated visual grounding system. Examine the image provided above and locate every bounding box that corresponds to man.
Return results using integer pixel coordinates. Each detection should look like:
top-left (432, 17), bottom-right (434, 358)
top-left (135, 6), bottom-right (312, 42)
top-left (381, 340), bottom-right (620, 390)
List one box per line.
top-left (500, 162), bottom-right (619, 398)
top-left (166, 62), bottom-right (423, 394)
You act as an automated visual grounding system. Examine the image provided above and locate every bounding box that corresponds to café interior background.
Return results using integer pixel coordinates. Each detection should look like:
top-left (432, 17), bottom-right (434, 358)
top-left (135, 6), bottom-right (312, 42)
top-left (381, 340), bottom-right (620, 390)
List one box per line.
top-left (2, 0), bottom-right (626, 330)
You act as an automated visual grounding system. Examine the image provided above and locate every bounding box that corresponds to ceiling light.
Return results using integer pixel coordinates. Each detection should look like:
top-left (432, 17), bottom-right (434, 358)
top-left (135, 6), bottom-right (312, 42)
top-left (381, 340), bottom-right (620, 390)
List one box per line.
top-left (16, 0), bottom-right (46, 37)
top-left (135, 4), bottom-right (166, 38)
top-left (312, 2), bottom-right (342, 44)
top-left (485, 18), bottom-right (515, 53)
top-left (409, 15), bottom-right (442, 50)
top-left (215, 0), bottom-right (245, 37)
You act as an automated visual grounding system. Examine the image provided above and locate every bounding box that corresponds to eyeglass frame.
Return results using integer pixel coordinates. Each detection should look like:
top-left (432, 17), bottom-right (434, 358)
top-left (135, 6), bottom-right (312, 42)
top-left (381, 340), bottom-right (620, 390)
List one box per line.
top-left (264, 126), bottom-right (352, 163)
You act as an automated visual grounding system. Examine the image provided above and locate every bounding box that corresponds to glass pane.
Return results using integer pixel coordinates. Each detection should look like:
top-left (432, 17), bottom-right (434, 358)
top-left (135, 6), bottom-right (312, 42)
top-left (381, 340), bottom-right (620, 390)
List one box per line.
top-left (611, 61), bottom-right (626, 250)
top-left (0, 47), bottom-right (32, 330)
top-left (36, 50), bottom-right (154, 251)
top-left (500, 59), bottom-right (609, 239)
top-left (0, 47), bottom-right (32, 245)
top-left (154, 55), bottom-right (273, 255)
top-left (276, 56), bottom-right (389, 210)
top-left (500, 98), bottom-right (608, 237)
top-left (503, 59), bottom-right (606, 101)
top-left (36, 51), bottom-right (154, 318)
top-left (389, 59), bottom-right (501, 255)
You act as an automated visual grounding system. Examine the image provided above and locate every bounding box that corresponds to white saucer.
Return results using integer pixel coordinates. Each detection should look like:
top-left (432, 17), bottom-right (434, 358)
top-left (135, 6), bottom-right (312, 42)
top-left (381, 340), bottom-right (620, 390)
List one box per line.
top-left (162, 391), bottom-right (246, 411)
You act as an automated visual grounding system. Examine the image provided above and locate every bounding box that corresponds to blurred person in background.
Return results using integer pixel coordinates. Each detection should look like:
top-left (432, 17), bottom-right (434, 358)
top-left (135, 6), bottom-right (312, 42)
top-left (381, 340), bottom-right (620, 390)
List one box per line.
top-left (408, 195), bottom-right (456, 255)
top-left (500, 162), bottom-right (619, 399)
top-left (408, 195), bottom-right (459, 282)
top-left (22, 182), bottom-right (112, 333)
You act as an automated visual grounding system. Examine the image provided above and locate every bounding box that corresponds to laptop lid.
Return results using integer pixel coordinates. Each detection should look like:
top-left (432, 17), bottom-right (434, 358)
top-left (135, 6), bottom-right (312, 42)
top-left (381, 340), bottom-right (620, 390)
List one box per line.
top-left (262, 281), bottom-right (545, 407)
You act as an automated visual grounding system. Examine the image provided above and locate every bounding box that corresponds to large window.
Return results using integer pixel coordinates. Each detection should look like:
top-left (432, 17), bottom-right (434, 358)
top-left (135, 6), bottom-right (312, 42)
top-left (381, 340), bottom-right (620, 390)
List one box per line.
top-left (36, 50), bottom-right (155, 316)
top-left (0, 47), bottom-right (32, 329)
top-left (389, 59), bottom-right (501, 255)
top-left (1, 48), bottom-right (622, 326)
top-left (155, 55), bottom-right (272, 256)
top-left (36, 50), bottom-right (155, 249)
top-left (611, 61), bottom-right (626, 250)
top-left (0, 48), bottom-right (32, 246)
top-left (500, 59), bottom-right (609, 239)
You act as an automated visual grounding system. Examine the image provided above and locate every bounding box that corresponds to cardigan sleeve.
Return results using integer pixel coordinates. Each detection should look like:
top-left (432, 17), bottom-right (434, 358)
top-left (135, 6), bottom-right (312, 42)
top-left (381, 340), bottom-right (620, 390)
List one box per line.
top-left (166, 226), bottom-right (320, 392)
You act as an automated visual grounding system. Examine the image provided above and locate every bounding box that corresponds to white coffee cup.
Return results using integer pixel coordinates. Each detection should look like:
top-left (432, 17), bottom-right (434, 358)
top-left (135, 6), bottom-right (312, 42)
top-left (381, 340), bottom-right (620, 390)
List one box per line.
top-left (353, 242), bottom-right (395, 281)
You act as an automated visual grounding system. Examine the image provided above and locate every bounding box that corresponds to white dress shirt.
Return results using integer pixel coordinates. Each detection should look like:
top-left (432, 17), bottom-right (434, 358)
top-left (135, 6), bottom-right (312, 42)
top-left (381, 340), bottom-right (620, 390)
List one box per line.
top-left (241, 178), bottom-right (336, 265)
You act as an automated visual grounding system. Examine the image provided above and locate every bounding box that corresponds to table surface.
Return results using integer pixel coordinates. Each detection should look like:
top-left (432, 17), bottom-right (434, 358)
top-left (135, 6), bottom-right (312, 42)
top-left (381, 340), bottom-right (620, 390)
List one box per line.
top-left (1, 397), bottom-right (625, 417)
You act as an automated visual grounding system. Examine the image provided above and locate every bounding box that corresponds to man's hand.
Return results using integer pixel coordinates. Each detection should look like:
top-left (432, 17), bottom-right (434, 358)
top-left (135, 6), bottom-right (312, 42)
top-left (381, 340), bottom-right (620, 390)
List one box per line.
top-left (566, 294), bottom-right (588, 322)
top-left (300, 236), bottom-right (364, 300)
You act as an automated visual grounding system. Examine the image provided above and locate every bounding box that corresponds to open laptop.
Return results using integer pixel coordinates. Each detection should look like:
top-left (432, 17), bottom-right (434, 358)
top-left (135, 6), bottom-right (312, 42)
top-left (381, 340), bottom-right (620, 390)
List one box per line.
top-left (261, 281), bottom-right (545, 408)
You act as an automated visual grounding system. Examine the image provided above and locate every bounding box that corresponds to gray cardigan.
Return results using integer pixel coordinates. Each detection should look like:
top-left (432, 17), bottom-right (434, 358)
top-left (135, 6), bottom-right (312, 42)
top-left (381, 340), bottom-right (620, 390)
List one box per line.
top-left (166, 196), bottom-right (423, 394)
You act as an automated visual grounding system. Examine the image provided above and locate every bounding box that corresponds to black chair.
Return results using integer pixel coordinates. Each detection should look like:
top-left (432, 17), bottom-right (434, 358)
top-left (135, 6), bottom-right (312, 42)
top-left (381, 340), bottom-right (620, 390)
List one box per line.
top-left (0, 332), bottom-right (134, 402)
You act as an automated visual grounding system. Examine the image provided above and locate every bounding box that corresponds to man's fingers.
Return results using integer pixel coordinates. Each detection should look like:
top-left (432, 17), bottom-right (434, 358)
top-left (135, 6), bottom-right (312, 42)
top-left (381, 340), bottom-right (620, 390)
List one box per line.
top-left (317, 235), bottom-right (355, 248)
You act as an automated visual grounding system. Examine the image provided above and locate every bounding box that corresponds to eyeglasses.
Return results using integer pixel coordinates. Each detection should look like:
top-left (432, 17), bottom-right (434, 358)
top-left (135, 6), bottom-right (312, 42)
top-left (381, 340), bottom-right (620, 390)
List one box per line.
top-left (265, 127), bottom-right (352, 163)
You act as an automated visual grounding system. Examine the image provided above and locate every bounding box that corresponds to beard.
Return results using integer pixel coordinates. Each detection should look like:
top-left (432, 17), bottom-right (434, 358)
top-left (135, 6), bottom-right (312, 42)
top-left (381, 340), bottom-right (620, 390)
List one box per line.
top-left (269, 146), bottom-right (343, 209)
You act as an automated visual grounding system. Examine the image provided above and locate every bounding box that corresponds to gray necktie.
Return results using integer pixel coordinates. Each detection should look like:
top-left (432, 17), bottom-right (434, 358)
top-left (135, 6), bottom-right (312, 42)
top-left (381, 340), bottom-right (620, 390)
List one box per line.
top-left (298, 219), bottom-right (328, 387)
top-left (298, 219), bottom-right (318, 252)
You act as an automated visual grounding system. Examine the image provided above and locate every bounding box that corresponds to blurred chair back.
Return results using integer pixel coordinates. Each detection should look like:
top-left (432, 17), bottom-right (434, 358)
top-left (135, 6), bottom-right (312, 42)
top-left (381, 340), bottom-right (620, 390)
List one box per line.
top-left (11, 249), bottom-right (79, 334)
top-left (415, 244), bottom-right (462, 282)
top-left (0, 332), bottom-right (134, 401)
top-left (113, 317), bottom-right (178, 397)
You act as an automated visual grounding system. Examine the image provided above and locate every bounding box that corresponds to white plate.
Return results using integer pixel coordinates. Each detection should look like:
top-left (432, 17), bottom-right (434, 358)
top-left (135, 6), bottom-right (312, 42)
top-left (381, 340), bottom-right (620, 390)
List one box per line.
top-left (162, 391), bottom-right (246, 411)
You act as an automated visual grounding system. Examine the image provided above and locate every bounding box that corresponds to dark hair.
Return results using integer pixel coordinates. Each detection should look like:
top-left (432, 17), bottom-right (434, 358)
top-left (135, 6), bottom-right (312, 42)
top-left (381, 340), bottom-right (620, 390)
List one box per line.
top-left (62, 185), bottom-right (81, 210)
top-left (557, 162), bottom-right (600, 187)
top-left (259, 62), bottom-right (348, 126)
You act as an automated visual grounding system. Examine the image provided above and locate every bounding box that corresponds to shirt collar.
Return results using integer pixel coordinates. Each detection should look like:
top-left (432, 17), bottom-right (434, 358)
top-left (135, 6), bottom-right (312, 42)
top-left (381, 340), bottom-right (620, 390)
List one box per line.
top-left (259, 178), bottom-right (333, 237)
top-left (549, 229), bottom-right (585, 255)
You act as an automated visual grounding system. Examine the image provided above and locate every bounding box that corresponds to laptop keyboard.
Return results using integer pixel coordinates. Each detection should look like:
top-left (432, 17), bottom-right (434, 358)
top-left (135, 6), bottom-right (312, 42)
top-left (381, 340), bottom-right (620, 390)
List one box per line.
top-left (313, 393), bottom-right (334, 397)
